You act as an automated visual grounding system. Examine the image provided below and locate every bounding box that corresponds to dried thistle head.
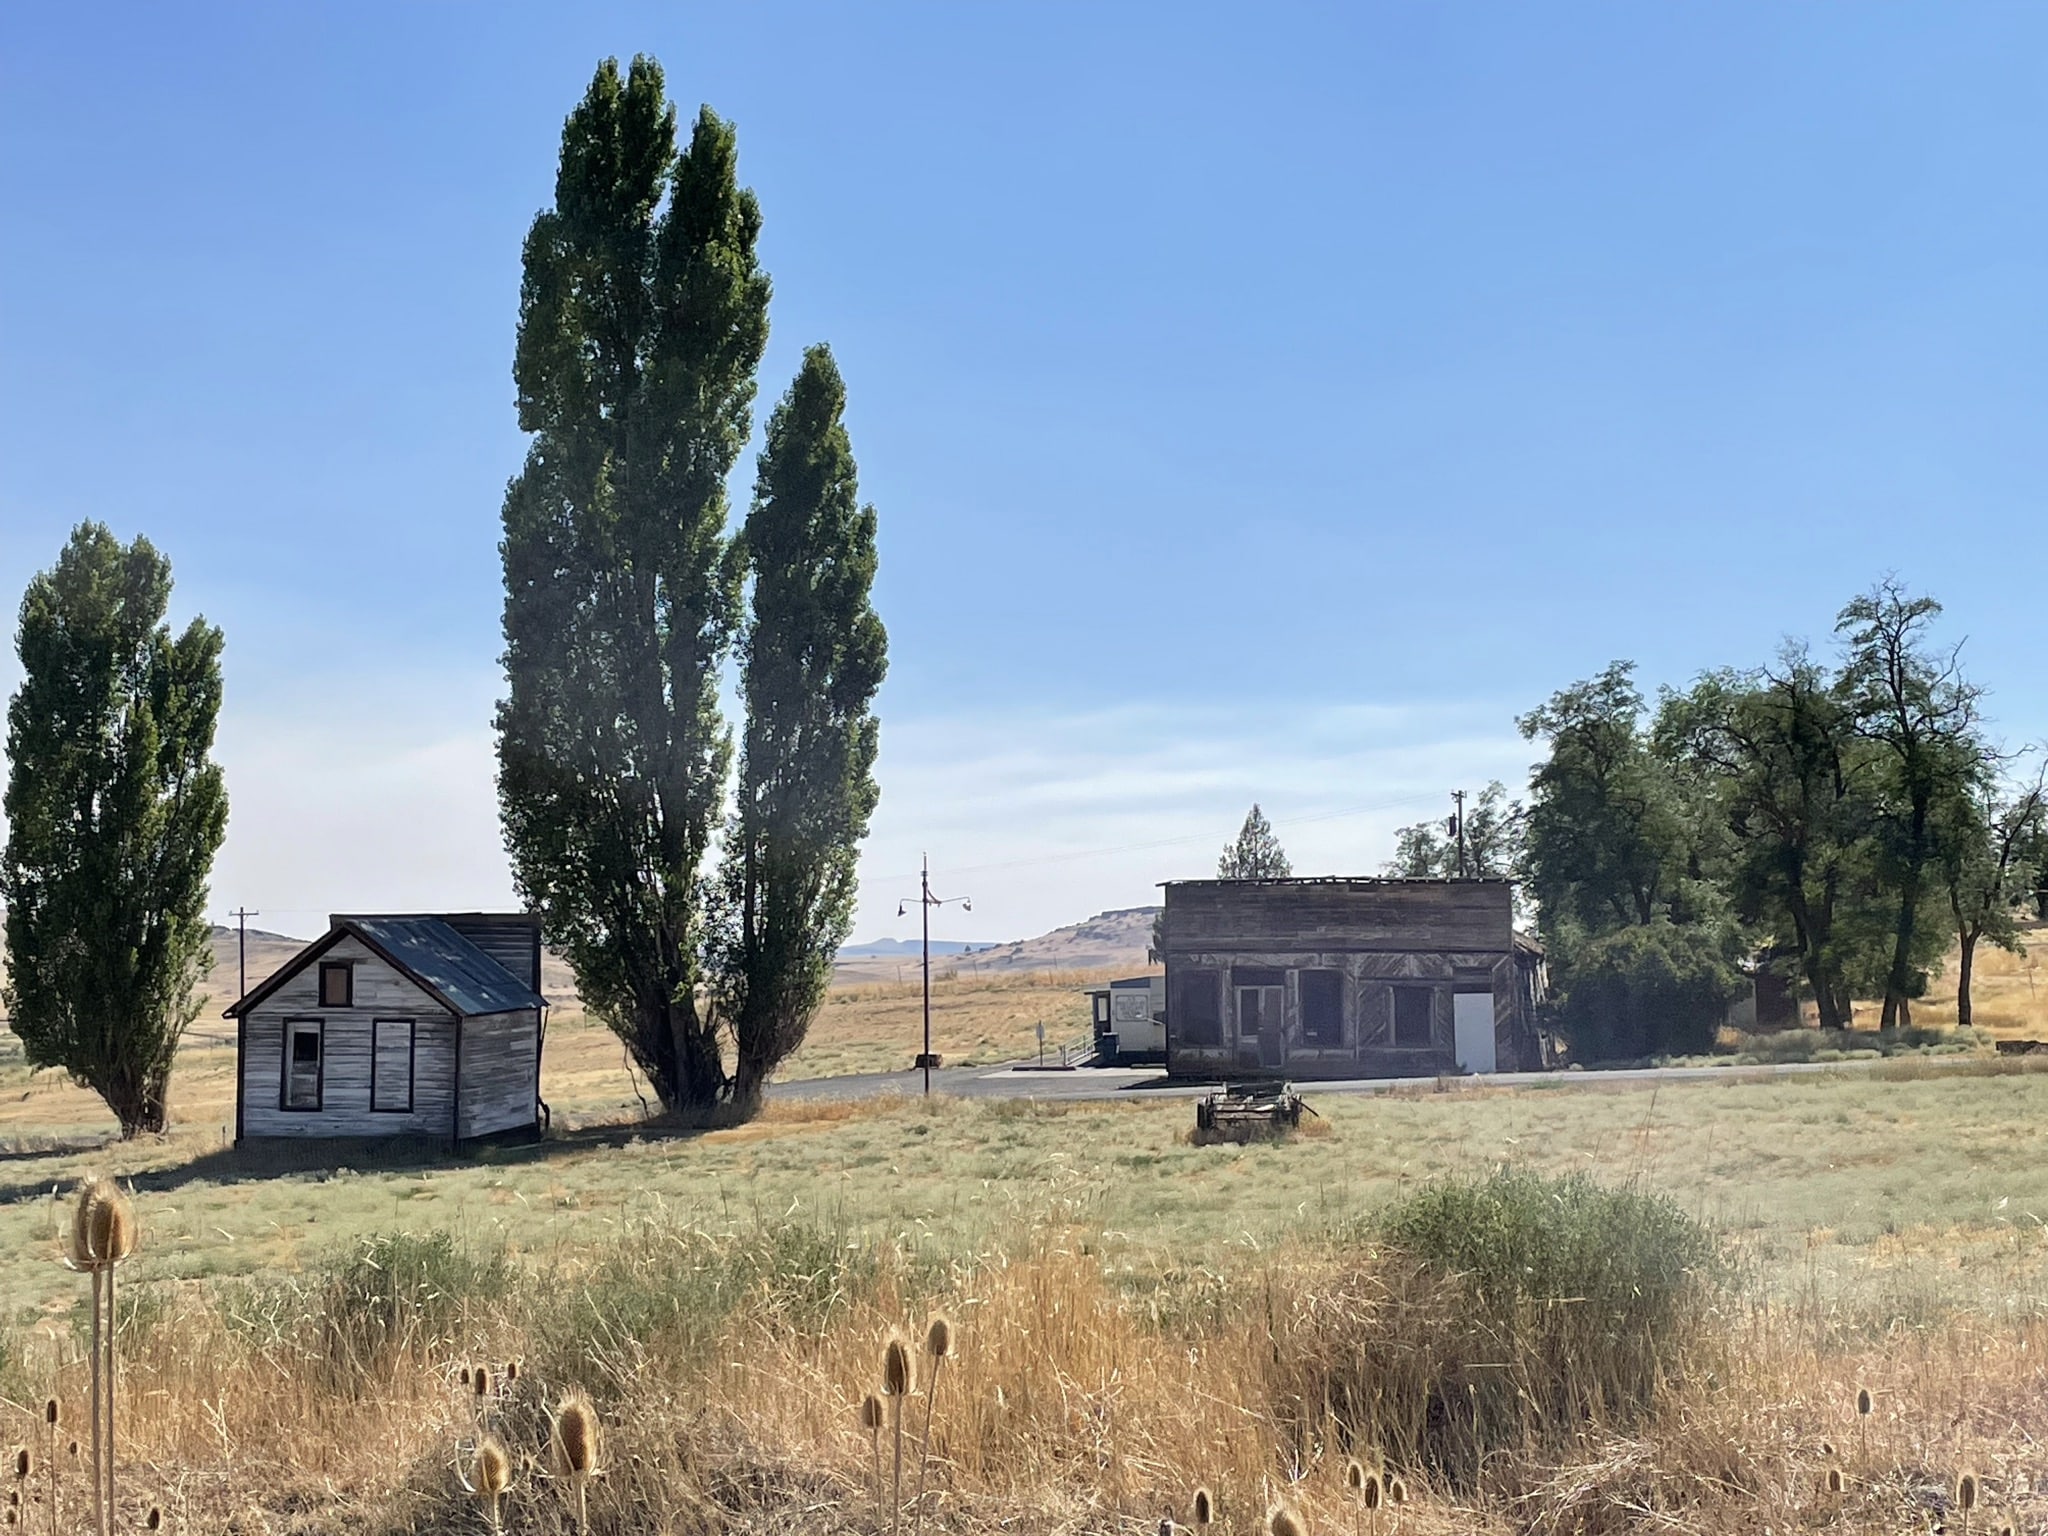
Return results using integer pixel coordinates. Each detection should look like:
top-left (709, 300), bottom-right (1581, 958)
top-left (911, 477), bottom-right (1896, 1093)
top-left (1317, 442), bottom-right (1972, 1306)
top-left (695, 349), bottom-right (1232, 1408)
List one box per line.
top-left (1362, 1473), bottom-right (1383, 1511)
top-left (145, 1508), bottom-right (162, 1531)
top-left (881, 1331), bottom-right (915, 1398)
top-left (551, 1392), bottom-right (600, 1479)
top-left (504, 1360), bottom-right (519, 1384)
top-left (66, 1177), bottom-right (107, 1269)
top-left (475, 1436), bottom-right (512, 1498)
top-left (41, 1400), bottom-right (57, 1430)
top-left (11, 1448), bottom-right (26, 1480)
top-left (473, 1365), bottom-right (491, 1399)
top-left (1958, 1472), bottom-right (1979, 1512)
top-left (1387, 1475), bottom-right (1408, 1506)
top-left (1192, 1486), bottom-right (1214, 1526)
top-left (65, 1442), bottom-right (77, 1461)
top-left (1344, 1458), bottom-right (1364, 1492)
top-left (1826, 1466), bottom-right (1844, 1495)
top-left (1856, 1386), bottom-right (1873, 1417)
top-left (84, 1183), bottom-right (136, 1267)
top-left (1820, 1439), bottom-right (1836, 1458)
top-left (858, 1393), bottom-right (884, 1433)
top-left (924, 1313), bottom-right (954, 1361)
top-left (1267, 1504), bottom-right (1305, 1536)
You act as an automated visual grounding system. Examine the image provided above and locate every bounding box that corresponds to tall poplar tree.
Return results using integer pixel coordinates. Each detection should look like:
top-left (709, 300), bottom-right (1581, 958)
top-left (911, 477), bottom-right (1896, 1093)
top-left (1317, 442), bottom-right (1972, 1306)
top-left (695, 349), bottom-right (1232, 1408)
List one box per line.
top-left (717, 346), bottom-right (887, 1107)
top-left (496, 57), bottom-right (770, 1113)
top-left (2, 523), bottom-right (227, 1137)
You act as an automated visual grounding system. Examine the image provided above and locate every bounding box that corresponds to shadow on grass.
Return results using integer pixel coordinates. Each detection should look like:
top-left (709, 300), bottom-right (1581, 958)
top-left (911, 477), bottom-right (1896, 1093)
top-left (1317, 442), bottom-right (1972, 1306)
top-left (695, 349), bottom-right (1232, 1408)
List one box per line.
top-left (0, 1111), bottom-right (746, 1206)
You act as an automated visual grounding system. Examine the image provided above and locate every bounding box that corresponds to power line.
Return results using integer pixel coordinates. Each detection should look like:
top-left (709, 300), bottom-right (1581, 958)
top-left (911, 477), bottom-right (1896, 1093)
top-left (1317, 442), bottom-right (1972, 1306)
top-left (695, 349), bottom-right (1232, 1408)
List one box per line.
top-left (866, 789), bottom-right (1445, 886)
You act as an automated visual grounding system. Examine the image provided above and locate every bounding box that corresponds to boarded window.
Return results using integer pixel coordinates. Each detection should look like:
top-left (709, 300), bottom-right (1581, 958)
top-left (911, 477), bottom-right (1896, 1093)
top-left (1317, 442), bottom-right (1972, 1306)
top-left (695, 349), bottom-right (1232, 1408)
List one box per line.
top-left (372, 1018), bottom-right (414, 1112)
top-left (1300, 969), bottom-right (1344, 1045)
top-left (319, 961), bottom-right (353, 1008)
top-left (283, 1020), bottom-right (323, 1109)
top-left (1170, 967), bottom-right (1222, 1047)
top-left (1392, 987), bottom-right (1434, 1048)
top-left (1231, 967), bottom-right (1286, 989)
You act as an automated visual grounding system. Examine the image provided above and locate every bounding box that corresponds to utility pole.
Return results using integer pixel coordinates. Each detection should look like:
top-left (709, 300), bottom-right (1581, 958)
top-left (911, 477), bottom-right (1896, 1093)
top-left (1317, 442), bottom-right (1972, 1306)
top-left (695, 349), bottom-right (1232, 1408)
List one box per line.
top-left (897, 855), bottom-right (971, 1096)
top-left (1451, 790), bottom-right (1469, 880)
top-left (231, 907), bottom-right (260, 999)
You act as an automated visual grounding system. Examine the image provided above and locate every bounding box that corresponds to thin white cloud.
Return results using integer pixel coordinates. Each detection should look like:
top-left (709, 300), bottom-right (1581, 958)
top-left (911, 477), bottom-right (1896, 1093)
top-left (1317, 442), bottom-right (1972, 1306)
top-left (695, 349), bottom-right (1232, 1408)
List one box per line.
top-left (186, 677), bottom-right (1533, 949)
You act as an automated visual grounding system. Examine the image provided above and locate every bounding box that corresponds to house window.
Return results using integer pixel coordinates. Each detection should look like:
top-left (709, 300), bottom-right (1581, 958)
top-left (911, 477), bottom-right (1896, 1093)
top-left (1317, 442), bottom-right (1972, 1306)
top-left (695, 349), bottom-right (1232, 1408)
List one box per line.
top-left (372, 1018), bottom-right (414, 1113)
top-left (282, 1019), bottom-right (323, 1110)
top-left (1300, 970), bottom-right (1344, 1046)
top-left (1392, 987), bottom-right (1434, 1049)
top-left (319, 961), bottom-right (353, 1008)
top-left (1170, 967), bottom-right (1222, 1047)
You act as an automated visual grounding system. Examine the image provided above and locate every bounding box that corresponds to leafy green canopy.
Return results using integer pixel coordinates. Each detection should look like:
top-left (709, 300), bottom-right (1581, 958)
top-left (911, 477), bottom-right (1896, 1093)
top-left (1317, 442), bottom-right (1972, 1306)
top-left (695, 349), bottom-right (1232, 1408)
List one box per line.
top-left (2, 523), bottom-right (227, 1136)
top-left (496, 57), bottom-right (771, 1112)
top-left (716, 345), bottom-right (887, 1106)
top-left (1385, 781), bottom-right (1525, 880)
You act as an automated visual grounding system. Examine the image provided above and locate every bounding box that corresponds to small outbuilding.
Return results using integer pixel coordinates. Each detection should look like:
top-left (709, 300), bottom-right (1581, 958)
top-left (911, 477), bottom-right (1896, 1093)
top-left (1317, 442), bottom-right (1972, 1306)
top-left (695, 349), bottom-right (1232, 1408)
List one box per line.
top-left (1157, 877), bottom-right (1548, 1080)
top-left (224, 912), bottom-right (547, 1147)
top-left (1085, 975), bottom-right (1166, 1064)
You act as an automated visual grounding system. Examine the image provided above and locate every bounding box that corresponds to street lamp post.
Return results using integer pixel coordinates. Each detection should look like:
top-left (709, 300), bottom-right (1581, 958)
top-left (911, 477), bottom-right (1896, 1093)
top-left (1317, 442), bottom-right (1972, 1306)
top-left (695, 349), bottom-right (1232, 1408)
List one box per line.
top-left (899, 854), bottom-right (972, 1096)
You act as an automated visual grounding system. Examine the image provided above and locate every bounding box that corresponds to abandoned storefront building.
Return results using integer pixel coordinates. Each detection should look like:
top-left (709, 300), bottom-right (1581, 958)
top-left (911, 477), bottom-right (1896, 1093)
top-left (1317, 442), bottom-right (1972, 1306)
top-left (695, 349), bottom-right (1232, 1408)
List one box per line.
top-left (1158, 877), bottom-right (1547, 1079)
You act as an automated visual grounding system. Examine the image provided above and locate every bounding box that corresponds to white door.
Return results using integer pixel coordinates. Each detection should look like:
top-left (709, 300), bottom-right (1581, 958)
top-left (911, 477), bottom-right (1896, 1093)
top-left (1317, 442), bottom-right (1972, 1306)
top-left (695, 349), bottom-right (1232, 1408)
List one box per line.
top-left (1453, 992), bottom-right (1496, 1074)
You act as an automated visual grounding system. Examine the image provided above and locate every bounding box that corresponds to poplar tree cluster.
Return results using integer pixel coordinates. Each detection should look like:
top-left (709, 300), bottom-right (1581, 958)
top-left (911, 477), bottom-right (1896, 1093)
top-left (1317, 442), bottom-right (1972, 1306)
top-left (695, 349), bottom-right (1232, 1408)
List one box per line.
top-left (496, 57), bottom-right (887, 1115)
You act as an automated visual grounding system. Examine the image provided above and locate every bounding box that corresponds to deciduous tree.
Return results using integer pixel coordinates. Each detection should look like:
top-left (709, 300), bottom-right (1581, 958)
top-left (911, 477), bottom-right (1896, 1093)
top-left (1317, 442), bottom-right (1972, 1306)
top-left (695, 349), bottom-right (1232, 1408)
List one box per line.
top-left (1836, 581), bottom-right (1989, 1028)
top-left (2, 524), bottom-right (227, 1136)
top-left (1939, 764), bottom-right (2046, 1029)
top-left (1385, 782), bottom-right (1525, 880)
top-left (716, 346), bottom-right (887, 1109)
top-left (496, 58), bottom-right (770, 1113)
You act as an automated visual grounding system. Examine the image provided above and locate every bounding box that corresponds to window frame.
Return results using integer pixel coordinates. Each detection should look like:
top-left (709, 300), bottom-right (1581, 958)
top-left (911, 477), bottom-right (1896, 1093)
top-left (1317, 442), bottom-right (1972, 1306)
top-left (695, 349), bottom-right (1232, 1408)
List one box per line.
top-left (1169, 966), bottom-right (1224, 1047)
top-left (370, 1017), bottom-right (416, 1114)
top-left (280, 1017), bottom-right (325, 1111)
top-left (1390, 986), bottom-right (1436, 1050)
top-left (1299, 968), bottom-right (1345, 1046)
top-left (318, 961), bottom-right (354, 1009)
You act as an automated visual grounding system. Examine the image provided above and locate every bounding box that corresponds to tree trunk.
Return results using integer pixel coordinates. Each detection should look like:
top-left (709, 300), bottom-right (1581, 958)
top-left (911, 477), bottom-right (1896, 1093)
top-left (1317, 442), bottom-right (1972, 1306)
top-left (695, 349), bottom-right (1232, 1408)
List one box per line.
top-left (1957, 931), bottom-right (1977, 1030)
top-left (1881, 805), bottom-right (1930, 1030)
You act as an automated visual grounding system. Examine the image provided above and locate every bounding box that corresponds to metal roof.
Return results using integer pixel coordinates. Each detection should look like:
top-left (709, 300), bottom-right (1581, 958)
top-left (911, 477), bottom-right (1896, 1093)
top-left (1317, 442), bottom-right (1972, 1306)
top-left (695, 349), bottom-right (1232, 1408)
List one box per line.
top-left (224, 914), bottom-right (546, 1018)
top-left (346, 917), bottom-right (545, 1016)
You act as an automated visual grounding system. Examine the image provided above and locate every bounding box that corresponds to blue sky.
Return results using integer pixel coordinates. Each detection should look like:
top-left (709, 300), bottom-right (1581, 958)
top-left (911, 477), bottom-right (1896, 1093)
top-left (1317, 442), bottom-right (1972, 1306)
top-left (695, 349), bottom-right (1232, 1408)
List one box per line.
top-left (3, 4), bottom-right (2044, 944)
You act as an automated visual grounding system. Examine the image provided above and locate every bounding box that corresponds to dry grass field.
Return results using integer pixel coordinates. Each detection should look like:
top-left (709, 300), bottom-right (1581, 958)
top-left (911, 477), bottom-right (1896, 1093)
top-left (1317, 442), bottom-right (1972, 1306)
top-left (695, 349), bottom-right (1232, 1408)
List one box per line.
top-left (1, 933), bottom-right (2046, 1533)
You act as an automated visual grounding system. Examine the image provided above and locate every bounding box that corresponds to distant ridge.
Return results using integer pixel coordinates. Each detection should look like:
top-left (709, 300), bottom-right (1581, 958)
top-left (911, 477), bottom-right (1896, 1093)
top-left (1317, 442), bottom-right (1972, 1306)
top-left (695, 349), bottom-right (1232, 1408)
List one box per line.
top-left (838, 937), bottom-right (991, 958)
top-left (829, 906), bottom-right (1160, 983)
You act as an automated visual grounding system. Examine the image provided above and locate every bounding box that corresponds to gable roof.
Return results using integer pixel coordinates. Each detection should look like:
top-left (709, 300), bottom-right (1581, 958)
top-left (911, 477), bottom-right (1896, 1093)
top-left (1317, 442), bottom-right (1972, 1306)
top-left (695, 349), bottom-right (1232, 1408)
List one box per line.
top-left (224, 914), bottom-right (547, 1019)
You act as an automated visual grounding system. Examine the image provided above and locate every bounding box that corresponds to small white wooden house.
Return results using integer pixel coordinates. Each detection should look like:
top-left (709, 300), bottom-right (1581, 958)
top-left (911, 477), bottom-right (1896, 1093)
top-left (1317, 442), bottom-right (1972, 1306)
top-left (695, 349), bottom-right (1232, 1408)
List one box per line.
top-left (224, 912), bottom-right (547, 1147)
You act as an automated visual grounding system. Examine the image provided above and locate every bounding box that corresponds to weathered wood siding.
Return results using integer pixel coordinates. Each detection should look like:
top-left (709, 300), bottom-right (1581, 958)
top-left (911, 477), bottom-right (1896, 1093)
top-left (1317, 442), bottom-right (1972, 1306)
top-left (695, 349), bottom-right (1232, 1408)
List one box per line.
top-left (1161, 881), bottom-right (1542, 1081)
top-left (457, 1009), bottom-right (541, 1139)
top-left (241, 936), bottom-right (458, 1138)
top-left (1164, 879), bottom-right (1514, 955)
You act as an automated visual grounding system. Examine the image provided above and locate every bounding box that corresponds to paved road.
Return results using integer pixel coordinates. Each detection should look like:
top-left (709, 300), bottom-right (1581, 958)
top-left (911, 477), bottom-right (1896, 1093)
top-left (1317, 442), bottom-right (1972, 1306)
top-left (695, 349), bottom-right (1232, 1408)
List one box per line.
top-left (771, 1052), bottom-right (1977, 1104)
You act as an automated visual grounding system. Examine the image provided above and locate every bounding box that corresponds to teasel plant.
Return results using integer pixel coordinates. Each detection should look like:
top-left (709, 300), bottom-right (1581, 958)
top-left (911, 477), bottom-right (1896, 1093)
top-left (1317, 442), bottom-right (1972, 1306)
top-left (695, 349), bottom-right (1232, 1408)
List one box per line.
top-left (1346, 1458), bottom-right (1382, 1536)
top-left (40, 1400), bottom-right (58, 1536)
top-left (858, 1394), bottom-right (885, 1508)
top-left (880, 1330), bottom-right (916, 1536)
top-left (1267, 1502), bottom-right (1306, 1536)
top-left (460, 1434), bottom-right (512, 1534)
top-left (1854, 1384), bottom-right (1872, 1465)
top-left (1191, 1486), bottom-right (1214, 1529)
top-left (1956, 1470), bottom-right (1979, 1536)
top-left (63, 1175), bottom-right (136, 1536)
top-left (548, 1393), bottom-right (600, 1535)
top-left (912, 1314), bottom-right (954, 1536)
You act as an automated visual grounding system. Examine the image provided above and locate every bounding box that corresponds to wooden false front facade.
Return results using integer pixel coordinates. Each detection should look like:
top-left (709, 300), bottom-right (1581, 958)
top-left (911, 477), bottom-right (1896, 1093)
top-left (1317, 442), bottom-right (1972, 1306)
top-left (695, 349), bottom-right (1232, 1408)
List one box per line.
top-left (1159, 878), bottom-right (1547, 1080)
top-left (226, 913), bottom-right (547, 1147)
